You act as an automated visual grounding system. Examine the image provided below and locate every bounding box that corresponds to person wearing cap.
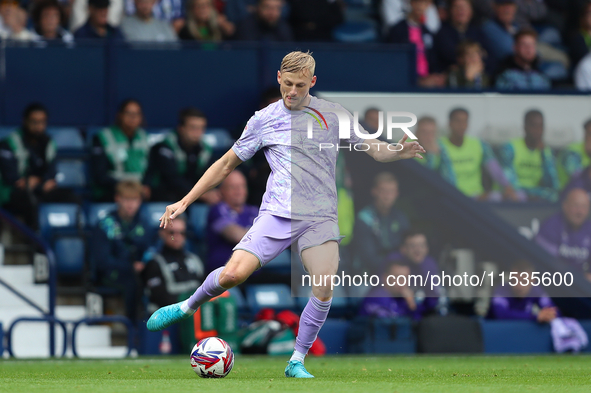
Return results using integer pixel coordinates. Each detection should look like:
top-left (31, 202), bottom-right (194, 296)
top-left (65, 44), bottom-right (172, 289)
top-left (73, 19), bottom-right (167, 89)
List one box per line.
top-left (74, 0), bottom-right (124, 39)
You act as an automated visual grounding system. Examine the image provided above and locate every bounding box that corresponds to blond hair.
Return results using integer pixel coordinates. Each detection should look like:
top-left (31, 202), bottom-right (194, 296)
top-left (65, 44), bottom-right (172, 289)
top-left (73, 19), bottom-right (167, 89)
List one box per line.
top-left (115, 179), bottom-right (143, 198)
top-left (280, 51), bottom-right (316, 77)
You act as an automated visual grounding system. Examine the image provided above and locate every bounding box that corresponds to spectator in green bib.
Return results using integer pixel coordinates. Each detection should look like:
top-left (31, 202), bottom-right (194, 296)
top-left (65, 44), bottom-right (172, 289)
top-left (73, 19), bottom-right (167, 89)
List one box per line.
top-left (145, 107), bottom-right (219, 204)
top-left (0, 103), bottom-right (79, 227)
top-left (498, 109), bottom-right (560, 202)
top-left (90, 99), bottom-right (150, 202)
top-left (558, 119), bottom-right (591, 188)
top-left (438, 108), bottom-right (519, 201)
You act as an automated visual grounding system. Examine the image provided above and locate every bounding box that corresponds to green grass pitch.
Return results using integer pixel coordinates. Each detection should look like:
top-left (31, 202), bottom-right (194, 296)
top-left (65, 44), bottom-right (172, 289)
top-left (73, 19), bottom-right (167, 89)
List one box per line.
top-left (1, 355), bottom-right (591, 393)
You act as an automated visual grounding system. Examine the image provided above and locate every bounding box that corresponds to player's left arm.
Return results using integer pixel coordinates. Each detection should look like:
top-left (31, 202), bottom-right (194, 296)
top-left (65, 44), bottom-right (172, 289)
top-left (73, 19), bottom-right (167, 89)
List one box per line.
top-left (364, 135), bottom-right (425, 163)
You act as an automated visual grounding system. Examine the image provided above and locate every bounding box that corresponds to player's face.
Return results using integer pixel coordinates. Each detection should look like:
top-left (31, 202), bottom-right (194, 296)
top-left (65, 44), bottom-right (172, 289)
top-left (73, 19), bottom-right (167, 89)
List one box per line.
top-left (372, 180), bottom-right (399, 211)
top-left (277, 70), bottom-right (316, 110)
top-left (180, 116), bottom-right (206, 146)
top-left (160, 220), bottom-right (186, 249)
top-left (449, 112), bottom-right (468, 138)
top-left (402, 235), bottom-right (428, 264)
top-left (115, 193), bottom-right (142, 220)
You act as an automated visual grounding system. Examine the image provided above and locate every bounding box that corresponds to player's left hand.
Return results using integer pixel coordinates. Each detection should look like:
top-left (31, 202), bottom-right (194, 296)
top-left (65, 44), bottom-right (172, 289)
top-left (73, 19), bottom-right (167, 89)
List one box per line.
top-left (395, 134), bottom-right (426, 161)
top-left (160, 200), bottom-right (188, 229)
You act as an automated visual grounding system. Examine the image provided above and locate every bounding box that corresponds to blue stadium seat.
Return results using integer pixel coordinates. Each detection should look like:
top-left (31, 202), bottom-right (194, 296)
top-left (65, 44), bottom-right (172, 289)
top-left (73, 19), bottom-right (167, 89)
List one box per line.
top-left (47, 127), bottom-right (84, 151)
top-left (188, 203), bottom-right (209, 239)
top-left (245, 284), bottom-right (295, 312)
top-left (55, 160), bottom-right (86, 188)
top-left (228, 287), bottom-right (246, 311)
top-left (141, 202), bottom-right (171, 228)
top-left (334, 21), bottom-right (378, 43)
top-left (53, 236), bottom-right (85, 275)
top-left (85, 203), bottom-right (116, 227)
top-left (85, 126), bottom-right (105, 146)
top-left (203, 128), bottom-right (234, 151)
top-left (38, 203), bottom-right (83, 242)
top-left (0, 126), bottom-right (16, 140)
top-left (268, 250), bottom-right (291, 268)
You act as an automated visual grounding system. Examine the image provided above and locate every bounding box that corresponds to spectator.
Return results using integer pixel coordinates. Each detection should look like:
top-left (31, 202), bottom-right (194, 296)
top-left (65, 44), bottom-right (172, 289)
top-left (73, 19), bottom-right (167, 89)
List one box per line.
top-left (536, 188), bottom-right (591, 280)
top-left (288, 0), bottom-right (344, 42)
top-left (362, 107), bottom-right (381, 134)
top-left (414, 116), bottom-right (443, 170)
top-left (124, 0), bottom-right (185, 32)
top-left (568, 1), bottom-right (591, 70)
top-left (90, 99), bottom-right (150, 202)
top-left (74, 0), bottom-right (124, 39)
top-left (206, 170), bottom-right (258, 273)
top-left (386, 0), bottom-right (445, 88)
top-left (562, 166), bottom-right (591, 201)
top-left (438, 108), bottom-right (519, 201)
top-left (482, 0), bottom-right (520, 68)
top-left (575, 51), bottom-right (591, 91)
top-left (489, 260), bottom-right (559, 322)
top-left (433, 0), bottom-right (488, 72)
top-left (141, 215), bottom-right (205, 310)
top-left (120, 0), bottom-right (177, 42)
top-left (70, 0), bottom-right (125, 32)
top-left (89, 180), bottom-right (155, 322)
top-left (32, 0), bottom-right (74, 43)
top-left (234, 0), bottom-right (292, 41)
top-left (178, 0), bottom-right (234, 41)
top-left (447, 40), bottom-right (490, 88)
top-left (558, 119), bottom-right (591, 188)
top-left (353, 172), bottom-right (410, 276)
top-left (389, 229), bottom-right (440, 278)
top-left (381, 0), bottom-right (441, 35)
top-left (513, 0), bottom-right (547, 28)
top-left (0, 103), bottom-right (77, 227)
top-left (144, 107), bottom-right (219, 203)
top-left (494, 28), bottom-right (551, 90)
top-left (0, 4), bottom-right (37, 40)
top-left (498, 109), bottom-right (560, 202)
top-left (358, 260), bottom-right (432, 320)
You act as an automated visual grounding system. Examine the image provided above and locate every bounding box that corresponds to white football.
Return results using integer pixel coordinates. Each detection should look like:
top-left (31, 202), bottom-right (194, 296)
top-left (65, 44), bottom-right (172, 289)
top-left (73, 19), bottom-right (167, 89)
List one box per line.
top-left (190, 337), bottom-right (235, 378)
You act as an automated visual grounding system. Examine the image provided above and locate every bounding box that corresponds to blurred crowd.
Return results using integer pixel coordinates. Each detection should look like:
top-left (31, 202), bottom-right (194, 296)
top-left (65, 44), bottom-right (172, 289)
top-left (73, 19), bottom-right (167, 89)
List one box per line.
top-left (2, 94), bottom-right (591, 338)
top-left (3, 0), bottom-right (591, 89)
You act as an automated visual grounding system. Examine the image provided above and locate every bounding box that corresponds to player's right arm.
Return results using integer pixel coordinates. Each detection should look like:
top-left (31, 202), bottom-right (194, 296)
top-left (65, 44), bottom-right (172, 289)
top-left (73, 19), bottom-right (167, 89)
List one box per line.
top-left (159, 149), bottom-right (243, 228)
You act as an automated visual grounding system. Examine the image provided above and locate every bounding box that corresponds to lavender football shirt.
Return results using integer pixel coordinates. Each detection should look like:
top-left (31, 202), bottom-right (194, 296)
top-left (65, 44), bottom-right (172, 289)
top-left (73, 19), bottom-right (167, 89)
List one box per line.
top-left (232, 96), bottom-right (366, 221)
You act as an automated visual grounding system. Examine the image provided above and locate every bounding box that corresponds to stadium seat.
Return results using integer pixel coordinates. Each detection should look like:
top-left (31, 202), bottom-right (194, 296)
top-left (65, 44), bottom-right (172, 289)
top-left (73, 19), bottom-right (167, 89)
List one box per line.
top-left (85, 203), bottom-right (116, 227)
top-left (85, 126), bottom-right (104, 146)
top-left (47, 127), bottom-right (84, 152)
top-left (55, 160), bottom-right (86, 188)
top-left (141, 202), bottom-right (171, 228)
top-left (0, 126), bottom-right (15, 140)
top-left (53, 236), bottom-right (85, 275)
top-left (145, 128), bottom-right (171, 146)
top-left (245, 284), bottom-right (295, 312)
top-left (481, 320), bottom-right (553, 353)
top-left (38, 203), bottom-right (83, 242)
top-left (188, 204), bottom-right (209, 239)
top-left (204, 128), bottom-right (233, 148)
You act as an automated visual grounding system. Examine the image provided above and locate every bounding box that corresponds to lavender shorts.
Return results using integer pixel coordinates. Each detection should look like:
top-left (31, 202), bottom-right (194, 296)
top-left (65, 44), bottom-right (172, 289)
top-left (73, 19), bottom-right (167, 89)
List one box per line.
top-left (232, 213), bottom-right (343, 268)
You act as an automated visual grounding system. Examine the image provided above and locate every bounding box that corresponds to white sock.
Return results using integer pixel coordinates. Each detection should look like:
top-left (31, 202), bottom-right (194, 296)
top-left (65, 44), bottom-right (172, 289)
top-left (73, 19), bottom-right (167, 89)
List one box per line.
top-left (180, 300), bottom-right (196, 315)
top-left (290, 350), bottom-right (306, 364)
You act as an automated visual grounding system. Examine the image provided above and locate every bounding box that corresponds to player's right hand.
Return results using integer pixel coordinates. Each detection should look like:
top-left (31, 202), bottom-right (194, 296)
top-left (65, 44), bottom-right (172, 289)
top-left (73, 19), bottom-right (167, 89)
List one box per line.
top-left (160, 200), bottom-right (188, 229)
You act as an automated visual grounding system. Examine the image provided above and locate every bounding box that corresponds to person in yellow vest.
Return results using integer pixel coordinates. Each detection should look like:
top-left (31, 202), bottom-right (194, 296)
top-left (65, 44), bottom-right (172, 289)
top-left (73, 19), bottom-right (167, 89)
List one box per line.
top-left (438, 107), bottom-right (521, 201)
top-left (498, 109), bottom-right (560, 202)
top-left (90, 99), bottom-right (150, 202)
top-left (558, 119), bottom-right (591, 188)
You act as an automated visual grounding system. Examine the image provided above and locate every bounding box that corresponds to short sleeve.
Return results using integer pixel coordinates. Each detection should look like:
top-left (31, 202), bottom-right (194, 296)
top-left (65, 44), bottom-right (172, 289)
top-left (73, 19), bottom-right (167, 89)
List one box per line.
top-left (232, 115), bottom-right (263, 162)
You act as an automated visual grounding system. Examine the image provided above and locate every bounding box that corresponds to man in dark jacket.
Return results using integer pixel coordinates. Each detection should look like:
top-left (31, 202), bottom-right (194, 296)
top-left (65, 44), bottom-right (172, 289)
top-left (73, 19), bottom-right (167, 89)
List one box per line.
top-left (145, 107), bottom-right (219, 204)
top-left (235, 0), bottom-right (293, 41)
top-left (142, 215), bottom-right (205, 311)
top-left (74, 0), bottom-right (124, 40)
top-left (89, 180), bottom-right (155, 322)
